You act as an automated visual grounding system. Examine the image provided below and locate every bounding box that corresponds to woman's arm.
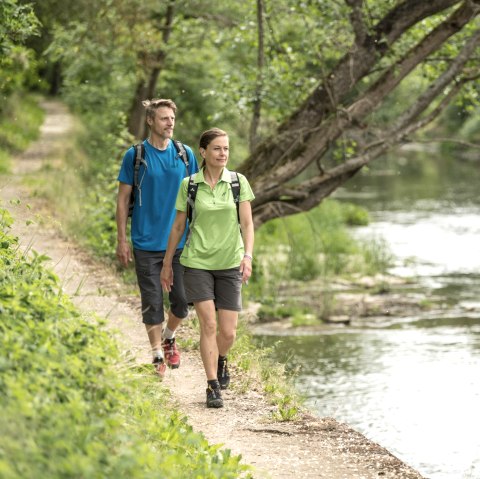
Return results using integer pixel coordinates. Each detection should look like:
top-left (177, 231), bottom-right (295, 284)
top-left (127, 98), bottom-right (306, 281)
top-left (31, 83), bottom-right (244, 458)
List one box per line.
top-left (239, 200), bottom-right (254, 283)
top-left (160, 210), bottom-right (187, 292)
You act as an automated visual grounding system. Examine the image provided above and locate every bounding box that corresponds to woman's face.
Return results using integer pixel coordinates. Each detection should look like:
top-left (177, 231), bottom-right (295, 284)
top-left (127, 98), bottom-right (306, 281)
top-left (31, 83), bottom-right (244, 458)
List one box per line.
top-left (201, 135), bottom-right (229, 169)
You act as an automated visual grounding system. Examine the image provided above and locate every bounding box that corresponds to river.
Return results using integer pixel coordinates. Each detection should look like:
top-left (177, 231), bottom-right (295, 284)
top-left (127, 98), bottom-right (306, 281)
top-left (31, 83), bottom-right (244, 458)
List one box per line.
top-left (255, 150), bottom-right (480, 479)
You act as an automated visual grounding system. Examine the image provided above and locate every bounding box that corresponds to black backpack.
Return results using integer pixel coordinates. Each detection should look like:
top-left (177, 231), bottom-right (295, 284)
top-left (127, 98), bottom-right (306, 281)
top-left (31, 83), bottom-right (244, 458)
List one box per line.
top-left (186, 171), bottom-right (241, 224)
top-left (128, 140), bottom-right (189, 217)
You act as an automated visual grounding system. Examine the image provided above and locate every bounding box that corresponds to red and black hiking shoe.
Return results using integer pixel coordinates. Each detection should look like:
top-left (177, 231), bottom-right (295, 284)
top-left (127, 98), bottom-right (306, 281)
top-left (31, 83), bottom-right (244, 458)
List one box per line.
top-left (153, 355), bottom-right (166, 378)
top-left (162, 337), bottom-right (181, 369)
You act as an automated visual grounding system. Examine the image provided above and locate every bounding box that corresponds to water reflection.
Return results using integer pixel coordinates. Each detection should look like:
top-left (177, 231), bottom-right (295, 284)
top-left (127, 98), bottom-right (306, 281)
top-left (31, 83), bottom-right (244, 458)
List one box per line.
top-left (257, 321), bottom-right (480, 479)
top-left (354, 210), bottom-right (480, 277)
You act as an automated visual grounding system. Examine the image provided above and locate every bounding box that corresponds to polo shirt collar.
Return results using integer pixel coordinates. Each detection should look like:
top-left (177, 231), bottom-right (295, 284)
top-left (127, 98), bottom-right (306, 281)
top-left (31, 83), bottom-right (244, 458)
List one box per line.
top-left (195, 167), bottom-right (232, 184)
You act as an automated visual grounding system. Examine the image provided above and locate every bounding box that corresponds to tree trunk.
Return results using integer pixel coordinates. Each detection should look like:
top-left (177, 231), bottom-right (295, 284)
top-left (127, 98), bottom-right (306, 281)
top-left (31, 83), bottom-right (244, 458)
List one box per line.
top-left (249, 0), bottom-right (265, 152)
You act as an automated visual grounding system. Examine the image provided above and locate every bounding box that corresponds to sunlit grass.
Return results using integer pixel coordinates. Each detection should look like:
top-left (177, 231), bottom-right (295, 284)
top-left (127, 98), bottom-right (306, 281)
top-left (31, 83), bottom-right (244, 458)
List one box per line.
top-left (0, 92), bottom-right (44, 173)
top-left (228, 322), bottom-right (304, 421)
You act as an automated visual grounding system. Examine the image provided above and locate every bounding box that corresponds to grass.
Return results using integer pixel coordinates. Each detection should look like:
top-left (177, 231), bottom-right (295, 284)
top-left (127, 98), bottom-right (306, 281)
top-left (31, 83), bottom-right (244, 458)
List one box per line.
top-left (220, 321), bottom-right (304, 421)
top-left (245, 200), bottom-right (392, 300)
top-left (179, 317), bottom-right (304, 421)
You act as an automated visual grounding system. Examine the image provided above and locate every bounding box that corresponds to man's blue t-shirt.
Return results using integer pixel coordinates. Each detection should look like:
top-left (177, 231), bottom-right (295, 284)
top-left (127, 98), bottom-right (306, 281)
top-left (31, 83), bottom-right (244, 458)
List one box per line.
top-left (117, 139), bottom-right (198, 251)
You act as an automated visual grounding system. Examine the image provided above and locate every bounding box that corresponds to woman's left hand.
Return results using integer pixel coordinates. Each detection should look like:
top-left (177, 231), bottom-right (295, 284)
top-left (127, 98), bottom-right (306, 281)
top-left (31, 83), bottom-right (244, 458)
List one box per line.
top-left (239, 256), bottom-right (252, 284)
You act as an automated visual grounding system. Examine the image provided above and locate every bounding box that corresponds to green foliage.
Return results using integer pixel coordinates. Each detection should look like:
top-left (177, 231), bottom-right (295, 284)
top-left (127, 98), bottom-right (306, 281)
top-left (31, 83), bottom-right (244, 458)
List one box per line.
top-left (458, 107), bottom-right (480, 143)
top-left (0, 93), bottom-right (44, 172)
top-left (0, 0), bottom-right (40, 96)
top-left (257, 302), bottom-right (297, 322)
top-left (0, 209), bottom-right (250, 478)
top-left (245, 199), bottom-right (392, 315)
top-left (340, 202), bottom-right (370, 226)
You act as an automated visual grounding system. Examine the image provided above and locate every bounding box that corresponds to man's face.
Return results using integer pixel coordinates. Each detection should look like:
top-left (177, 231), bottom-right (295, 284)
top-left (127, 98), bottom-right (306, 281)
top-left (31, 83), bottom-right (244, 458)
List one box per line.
top-left (148, 106), bottom-right (175, 140)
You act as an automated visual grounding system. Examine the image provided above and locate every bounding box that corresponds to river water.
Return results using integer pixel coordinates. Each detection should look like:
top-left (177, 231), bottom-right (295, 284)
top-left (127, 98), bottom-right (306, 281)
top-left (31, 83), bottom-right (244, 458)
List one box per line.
top-left (256, 151), bottom-right (480, 479)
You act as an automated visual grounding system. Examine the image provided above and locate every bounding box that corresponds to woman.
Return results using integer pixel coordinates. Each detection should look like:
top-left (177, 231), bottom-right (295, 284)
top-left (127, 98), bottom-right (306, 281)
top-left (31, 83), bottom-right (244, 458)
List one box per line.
top-left (160, 128), bottom-right (254, 408)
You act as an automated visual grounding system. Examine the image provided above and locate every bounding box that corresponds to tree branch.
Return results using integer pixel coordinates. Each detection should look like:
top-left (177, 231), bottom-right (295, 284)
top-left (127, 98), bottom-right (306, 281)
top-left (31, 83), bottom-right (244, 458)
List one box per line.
top-left (391, 28), bottom-right (480, 131)
top-left (259, 1), bottom-right (479, 190)
top-left (252, 24), bottom-right (480, 225)
top-left (240, 0), bottom-right (463, 180)
top-left (345, 0), bottom-right (368, 45)
top-left (346, 4), bottom-right (480, 122)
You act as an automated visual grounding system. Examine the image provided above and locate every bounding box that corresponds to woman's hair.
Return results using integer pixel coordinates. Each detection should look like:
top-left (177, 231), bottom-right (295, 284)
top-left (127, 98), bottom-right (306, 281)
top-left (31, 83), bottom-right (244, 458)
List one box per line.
top-left (199, 128), bottom-right (228, 168)
top-left (142, 98), bottom-right (177, 122)
top-left (199, 127), bottom-right (228, 150)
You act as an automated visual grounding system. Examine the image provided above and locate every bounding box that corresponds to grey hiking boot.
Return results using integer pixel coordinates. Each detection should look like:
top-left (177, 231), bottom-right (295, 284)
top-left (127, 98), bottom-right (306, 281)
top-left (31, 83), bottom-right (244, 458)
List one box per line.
top-left (217, 356), bottom-right (230, 390)
top-left (206, 383), bottom-right (223, 408)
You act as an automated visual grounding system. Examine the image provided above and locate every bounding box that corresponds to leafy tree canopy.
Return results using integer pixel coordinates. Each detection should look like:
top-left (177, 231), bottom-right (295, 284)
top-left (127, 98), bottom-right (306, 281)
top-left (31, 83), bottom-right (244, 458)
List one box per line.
top-left (19, 0), bottom-right (480, 225)
top-left (0, 0), bottom-right (40, 98)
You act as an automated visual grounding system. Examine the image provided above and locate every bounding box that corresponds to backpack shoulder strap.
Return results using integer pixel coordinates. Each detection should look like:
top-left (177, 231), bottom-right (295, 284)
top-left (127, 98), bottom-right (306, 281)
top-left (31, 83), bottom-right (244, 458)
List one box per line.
top-left (172, 139), bottom-right (189, 171)
top-left (129, 143), bottom-right (146, 217)
top-left (186, 174), bottom-right (198, 224)
top-left (133, 143), bottom-right (145, 187)
top-left (230, 171), bottom-right (241, 223)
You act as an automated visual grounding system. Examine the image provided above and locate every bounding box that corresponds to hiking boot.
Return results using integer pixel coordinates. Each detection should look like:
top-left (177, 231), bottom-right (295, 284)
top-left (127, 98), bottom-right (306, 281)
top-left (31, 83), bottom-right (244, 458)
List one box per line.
top-left (217, 356), bottom-right (230, 390)
top-left (153, 356), bottom-right (166, 378)
top-left (162, 337), bottom-right (180, 369)
top-left (206, 384), bottom-right (223, 408)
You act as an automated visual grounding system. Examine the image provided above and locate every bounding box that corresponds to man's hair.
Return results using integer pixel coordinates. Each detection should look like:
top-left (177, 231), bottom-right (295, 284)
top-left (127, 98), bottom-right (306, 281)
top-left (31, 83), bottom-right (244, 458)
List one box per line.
top-left (142, 98), bottom-right (177, 122)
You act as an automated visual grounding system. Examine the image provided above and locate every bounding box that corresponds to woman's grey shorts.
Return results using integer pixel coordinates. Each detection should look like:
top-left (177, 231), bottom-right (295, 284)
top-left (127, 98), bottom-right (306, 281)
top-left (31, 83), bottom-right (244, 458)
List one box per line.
top-left (183, 267), bottom-right (243, 312)
top-left (134, 249), bottom-right (188, 325)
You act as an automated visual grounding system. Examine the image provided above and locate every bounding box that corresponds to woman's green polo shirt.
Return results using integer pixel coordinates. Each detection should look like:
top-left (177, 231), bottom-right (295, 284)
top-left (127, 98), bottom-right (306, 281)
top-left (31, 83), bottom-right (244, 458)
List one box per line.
top-left (175, 167), bottom-right (255, 270)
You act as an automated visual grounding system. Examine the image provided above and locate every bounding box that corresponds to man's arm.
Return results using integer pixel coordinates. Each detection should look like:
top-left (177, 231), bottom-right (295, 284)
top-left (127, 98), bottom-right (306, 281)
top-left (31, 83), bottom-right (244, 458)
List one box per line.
top-left (116, 182), bottom-right (133, 267)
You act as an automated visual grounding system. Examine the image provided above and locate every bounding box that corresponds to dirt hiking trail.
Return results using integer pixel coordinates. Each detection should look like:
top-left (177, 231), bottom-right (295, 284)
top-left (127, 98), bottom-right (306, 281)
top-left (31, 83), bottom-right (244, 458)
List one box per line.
top-left (0, 100), bottom-right (425, 479)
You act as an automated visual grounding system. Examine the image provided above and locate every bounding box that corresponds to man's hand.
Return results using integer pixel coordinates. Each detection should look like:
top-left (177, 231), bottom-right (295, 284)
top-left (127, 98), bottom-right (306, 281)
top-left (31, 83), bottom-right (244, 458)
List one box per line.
top-left (160, 264), bottom-right (174, 292)
top-left (116, 240), bottom-right (132, 267)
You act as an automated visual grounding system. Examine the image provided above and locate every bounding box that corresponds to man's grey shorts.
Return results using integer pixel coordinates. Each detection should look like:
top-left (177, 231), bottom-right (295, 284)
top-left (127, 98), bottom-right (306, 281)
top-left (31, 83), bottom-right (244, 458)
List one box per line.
top-left (183, 267), bottom-right (243, 312)
top-left (134, 249), bottom-right (188, 325)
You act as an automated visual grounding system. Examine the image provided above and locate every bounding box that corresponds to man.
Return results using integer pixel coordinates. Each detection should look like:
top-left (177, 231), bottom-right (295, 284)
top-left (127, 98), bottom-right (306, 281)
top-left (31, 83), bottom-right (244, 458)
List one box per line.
top-left (116, 98), bottom-right (198, 377)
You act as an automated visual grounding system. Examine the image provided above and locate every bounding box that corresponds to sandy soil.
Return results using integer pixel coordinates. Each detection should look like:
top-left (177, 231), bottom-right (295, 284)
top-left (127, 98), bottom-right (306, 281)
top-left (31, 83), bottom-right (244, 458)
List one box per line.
top-left (0, 100), bottom-right (425, 479)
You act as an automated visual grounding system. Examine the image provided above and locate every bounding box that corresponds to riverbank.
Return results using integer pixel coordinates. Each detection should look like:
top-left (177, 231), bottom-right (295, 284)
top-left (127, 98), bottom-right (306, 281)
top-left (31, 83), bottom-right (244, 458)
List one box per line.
top-left (0, 99), bottom-right (425, 478)
top-left (249, 271), bottom-right (480, 335)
